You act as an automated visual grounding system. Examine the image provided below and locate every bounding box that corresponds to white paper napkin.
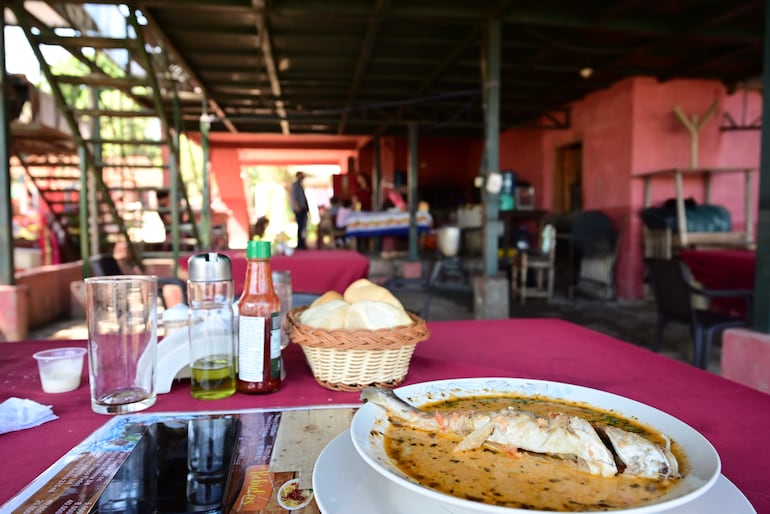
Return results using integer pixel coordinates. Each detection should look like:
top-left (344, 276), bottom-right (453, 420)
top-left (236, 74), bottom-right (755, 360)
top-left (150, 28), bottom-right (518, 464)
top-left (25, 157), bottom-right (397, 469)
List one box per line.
top-left (0, 397), bottom-right (58, 435)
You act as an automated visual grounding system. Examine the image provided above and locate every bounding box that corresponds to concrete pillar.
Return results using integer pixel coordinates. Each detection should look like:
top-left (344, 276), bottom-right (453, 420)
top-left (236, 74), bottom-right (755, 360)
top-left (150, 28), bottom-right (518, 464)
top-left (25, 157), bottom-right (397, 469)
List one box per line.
top-left (472, 274), bottom-right (509, 320)
top-left (722, 327), bottom-right (770, 394)
top-left (400, 261), bottom-right (423, 279)
top-left (0, 285), bottom-right (29, 341)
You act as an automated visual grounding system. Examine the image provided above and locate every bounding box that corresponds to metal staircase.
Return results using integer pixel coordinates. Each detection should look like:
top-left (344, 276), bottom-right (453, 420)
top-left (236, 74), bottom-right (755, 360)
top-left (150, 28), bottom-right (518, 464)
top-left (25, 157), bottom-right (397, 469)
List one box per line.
top-left (8, 0), bottom-right (199, 272)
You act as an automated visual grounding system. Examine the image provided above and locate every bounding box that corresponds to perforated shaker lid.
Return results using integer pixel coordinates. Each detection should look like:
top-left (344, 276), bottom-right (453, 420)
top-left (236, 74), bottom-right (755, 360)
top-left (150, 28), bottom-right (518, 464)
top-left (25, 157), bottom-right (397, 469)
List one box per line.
top-left (187, 252), bottom-right (233, 282)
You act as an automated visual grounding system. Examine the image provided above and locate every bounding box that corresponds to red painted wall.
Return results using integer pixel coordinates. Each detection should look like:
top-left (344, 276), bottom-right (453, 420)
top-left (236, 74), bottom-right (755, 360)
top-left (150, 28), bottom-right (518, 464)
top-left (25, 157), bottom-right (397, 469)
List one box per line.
top-left (498, 130), bottom-right (545, 196)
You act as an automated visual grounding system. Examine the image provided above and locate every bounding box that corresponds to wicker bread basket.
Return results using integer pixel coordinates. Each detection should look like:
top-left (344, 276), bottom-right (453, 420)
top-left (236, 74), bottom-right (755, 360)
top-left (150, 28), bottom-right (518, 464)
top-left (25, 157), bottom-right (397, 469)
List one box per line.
top-left (285, 306), bottom-right (430, 391)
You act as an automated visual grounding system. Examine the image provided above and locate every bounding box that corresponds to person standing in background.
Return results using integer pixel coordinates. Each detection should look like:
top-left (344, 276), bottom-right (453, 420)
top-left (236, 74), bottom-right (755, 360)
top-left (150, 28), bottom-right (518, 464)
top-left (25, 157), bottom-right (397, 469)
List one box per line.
top-left (290, 171), bottom-right (310, 249)
top-left (353, 173), bottom-right (373, 211)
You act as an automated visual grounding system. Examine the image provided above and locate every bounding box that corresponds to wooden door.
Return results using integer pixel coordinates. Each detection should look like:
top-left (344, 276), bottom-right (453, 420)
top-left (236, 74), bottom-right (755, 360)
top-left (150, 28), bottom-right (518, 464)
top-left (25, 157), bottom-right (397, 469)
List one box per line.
top-left (553, 142), bottom-right (583, 213)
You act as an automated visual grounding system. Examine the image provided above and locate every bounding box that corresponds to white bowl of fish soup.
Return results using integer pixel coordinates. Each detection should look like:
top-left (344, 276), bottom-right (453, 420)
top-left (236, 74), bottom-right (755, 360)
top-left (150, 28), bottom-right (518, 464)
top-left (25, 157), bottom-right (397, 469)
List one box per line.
top-left (350, 378), bottom-right (720, 513)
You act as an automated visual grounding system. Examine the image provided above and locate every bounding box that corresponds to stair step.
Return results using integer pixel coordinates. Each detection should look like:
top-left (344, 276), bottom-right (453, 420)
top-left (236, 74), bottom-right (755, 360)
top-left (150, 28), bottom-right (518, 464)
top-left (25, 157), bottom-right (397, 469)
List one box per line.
top-left (54, 74), bottom-right (151, 89)
top-left (84, 138), bottom-right (168, 146)
top-left (25, 173), bottom-right (80, 181)
top-left (71, 108), bottom-right (160, 118)
top-left (95, 162), bottom-right (170, 169)
top-left (34, 33), bottom-right (141, 51)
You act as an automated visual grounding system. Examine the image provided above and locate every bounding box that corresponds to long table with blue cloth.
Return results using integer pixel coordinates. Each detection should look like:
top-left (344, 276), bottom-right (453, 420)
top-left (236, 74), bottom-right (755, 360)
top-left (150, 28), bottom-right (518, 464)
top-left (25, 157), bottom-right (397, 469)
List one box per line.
top-left (1, 319), bottom-right (767, 511)
top-left (344, 210), bottom-right (432, 237)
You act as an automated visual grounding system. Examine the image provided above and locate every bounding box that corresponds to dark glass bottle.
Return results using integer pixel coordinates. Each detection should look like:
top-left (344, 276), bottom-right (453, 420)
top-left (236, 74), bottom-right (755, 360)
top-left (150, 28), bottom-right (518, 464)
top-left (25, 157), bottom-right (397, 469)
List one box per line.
top-left (236, 240), bottom-right (281, 394)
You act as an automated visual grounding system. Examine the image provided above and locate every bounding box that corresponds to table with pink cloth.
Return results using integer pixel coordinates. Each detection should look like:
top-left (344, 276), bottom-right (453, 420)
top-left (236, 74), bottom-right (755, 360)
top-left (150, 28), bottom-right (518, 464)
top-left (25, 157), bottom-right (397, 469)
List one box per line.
top-left (1, 319), bottom-right (768, 511)
top-left (679, 249), bottom-right (755, 318)
top-left (179, 249), bottom-right (370, 295)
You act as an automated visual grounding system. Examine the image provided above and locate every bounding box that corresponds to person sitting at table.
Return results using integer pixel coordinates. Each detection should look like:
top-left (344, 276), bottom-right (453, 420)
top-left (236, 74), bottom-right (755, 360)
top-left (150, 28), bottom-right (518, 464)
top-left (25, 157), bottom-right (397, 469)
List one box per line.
top-left (317, 197), bottom-right (340, 249)
top-left (379, 186), bottom-right (409, 257)
top-left (249, 216), bottom-right (270, 241)
top-left (383, 188), bottom-right (407, 211)
top-left (335, 199), bottom-right (353, 230)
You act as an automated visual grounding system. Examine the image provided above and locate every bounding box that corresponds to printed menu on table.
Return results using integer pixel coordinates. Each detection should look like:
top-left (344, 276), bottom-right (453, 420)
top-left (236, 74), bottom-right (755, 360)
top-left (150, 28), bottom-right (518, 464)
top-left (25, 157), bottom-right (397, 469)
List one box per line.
top-left (3, 405), bottom-right (357, 513)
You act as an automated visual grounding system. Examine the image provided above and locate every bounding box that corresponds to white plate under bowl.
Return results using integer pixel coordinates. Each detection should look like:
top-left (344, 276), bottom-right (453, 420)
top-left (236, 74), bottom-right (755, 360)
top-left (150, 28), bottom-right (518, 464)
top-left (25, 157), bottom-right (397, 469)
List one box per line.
top-left (314, 431), bottom-right (754, 514)
top-left (349, 378), bottom-right (721, 514)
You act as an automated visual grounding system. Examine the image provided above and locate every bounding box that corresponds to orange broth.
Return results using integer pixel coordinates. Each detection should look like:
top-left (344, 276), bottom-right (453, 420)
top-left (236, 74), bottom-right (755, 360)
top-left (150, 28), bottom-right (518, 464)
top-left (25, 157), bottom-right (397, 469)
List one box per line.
top-left (385, 394), bottom-right (687, 512)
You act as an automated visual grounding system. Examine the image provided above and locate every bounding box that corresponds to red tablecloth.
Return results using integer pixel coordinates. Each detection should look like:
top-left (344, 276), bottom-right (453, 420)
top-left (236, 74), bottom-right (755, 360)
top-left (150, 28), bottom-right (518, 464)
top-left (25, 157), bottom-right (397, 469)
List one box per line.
top-left (679, 249), bottom-right (755, 317)
top-left (2, 320), bottom-right (769, 511)
top-left (179, 249), bottom-right (370, 295)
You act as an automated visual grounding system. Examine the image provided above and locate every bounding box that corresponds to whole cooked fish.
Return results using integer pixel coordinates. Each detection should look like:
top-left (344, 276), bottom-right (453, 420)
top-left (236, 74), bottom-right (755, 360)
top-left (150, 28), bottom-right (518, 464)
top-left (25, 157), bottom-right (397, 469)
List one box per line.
top-left (598, 426), bottom-right (680, 479)
top-left (360, 387), bottom-right (680, 479)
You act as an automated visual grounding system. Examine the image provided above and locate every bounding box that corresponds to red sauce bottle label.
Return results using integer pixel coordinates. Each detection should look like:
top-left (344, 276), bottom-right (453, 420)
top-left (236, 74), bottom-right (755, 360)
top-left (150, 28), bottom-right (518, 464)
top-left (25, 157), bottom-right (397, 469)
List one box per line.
top-left (238, 313), bottom-right (281, 382)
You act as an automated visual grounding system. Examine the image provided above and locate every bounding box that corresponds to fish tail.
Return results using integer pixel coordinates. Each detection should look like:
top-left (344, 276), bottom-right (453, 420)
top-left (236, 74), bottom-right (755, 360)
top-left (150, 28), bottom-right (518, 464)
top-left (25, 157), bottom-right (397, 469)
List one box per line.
top-left (360, 387), bottom-right (441, 431)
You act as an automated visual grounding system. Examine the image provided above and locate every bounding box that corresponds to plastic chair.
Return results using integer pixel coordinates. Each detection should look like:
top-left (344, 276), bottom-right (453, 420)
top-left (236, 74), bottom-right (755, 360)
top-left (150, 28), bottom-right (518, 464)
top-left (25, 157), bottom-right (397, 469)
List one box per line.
top-left (511, 224), bottom-right (557, 304)
top-left (645, 257), bottom-right (753, 369)
top-left (89, 254), bottom-right (189, 308)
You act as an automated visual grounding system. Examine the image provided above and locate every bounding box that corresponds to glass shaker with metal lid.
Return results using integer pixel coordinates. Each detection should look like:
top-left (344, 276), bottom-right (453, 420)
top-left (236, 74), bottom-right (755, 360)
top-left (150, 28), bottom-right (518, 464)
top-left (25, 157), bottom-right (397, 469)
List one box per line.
top-left (187, 252), bottom-right (237, 399)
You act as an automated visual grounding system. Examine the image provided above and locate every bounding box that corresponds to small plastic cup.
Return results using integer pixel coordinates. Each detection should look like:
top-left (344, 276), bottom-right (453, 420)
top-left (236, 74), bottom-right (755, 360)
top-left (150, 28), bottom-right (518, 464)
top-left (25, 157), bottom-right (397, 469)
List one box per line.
top-left (33, 347), bottom-right (87, 393)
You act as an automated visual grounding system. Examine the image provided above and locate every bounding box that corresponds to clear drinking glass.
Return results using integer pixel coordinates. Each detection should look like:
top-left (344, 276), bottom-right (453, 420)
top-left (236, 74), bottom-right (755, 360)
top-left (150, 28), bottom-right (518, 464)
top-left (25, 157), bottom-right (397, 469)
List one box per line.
top-left (272, 270), bottom-right (292, 350)
top-left (84, 275), bottom-right (158, 415)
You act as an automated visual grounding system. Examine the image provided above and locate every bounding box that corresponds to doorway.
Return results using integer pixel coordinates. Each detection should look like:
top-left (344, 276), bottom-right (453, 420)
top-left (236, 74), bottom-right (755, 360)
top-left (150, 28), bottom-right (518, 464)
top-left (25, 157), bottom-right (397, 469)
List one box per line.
top-left (242, 164), bottom-right (338, 249)
top-left (553, 142), bottom-right (583, 213)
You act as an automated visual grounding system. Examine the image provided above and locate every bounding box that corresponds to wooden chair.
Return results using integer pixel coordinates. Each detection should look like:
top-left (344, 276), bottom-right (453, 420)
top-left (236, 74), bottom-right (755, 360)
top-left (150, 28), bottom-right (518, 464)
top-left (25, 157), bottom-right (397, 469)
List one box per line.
top-left (511, 224), bottom-right (557, 305)
top-left (645, 257), bottom-right (752, 369)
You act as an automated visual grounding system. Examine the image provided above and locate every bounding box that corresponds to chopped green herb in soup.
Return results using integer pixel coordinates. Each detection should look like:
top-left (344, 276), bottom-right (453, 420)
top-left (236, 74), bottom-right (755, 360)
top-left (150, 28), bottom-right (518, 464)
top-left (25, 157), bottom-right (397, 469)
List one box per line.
top-left (383, 394), bottom-right (686, 512)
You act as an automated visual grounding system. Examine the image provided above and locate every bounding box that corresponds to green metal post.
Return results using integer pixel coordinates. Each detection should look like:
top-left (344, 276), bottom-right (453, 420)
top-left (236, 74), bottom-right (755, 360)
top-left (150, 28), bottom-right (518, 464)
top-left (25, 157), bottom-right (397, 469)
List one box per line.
top-left (407, 123), bottom-right (419, 262)
top-left (372, 136), bottom-right (382, 211)
top-left (171, 85), bottom-right (182, 275)
top-left (0, 14), bottom-right (14, 284)
top-left (78, 145), bottom-right (90, 276)
top-left (90, 88), bottom-right (102, 258)
top-left (752, 0), bottom-right (770, 332)
top-left (371, 136), bottom-right (383, 254)
top-left (482, 18), bottom-right (501, 277)
top-left (200, 102), bottom-right (211, 250)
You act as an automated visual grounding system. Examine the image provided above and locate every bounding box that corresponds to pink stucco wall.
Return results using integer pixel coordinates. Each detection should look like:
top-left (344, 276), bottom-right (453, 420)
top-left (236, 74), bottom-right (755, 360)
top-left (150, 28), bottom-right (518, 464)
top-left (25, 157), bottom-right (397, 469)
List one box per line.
top-left (497, 79), bottom-right (636, 296)
top-left (498, 77), bottom-right (761, 299)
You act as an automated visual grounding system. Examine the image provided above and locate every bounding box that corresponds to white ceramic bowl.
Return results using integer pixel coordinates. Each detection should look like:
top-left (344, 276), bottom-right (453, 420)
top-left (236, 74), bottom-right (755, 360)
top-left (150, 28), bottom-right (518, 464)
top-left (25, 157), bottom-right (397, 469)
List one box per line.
top-left (350, 378), bottom-right (721, 514)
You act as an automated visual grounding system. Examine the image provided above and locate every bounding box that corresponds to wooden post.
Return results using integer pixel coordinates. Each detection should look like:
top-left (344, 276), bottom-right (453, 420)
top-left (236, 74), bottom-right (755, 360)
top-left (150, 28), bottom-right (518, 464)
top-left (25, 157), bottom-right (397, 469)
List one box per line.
top-left (674, 170), bottom-right (688, 246)
top-left (672, 101), bottom-right (718, 168)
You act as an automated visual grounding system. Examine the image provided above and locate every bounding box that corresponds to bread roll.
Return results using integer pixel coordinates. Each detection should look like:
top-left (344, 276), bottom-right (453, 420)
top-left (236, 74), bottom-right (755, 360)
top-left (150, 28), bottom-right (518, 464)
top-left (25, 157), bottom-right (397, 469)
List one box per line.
top-left (299, 299), bottom-right (350, 329)
top-left (344, 300), bottom-right (412, 330)
top-left (310, 290), bottom-right (344, 308)
top-left (342, 278), bottom-right (375, 301)
top-left (343, 278), bottom-right (403, 310)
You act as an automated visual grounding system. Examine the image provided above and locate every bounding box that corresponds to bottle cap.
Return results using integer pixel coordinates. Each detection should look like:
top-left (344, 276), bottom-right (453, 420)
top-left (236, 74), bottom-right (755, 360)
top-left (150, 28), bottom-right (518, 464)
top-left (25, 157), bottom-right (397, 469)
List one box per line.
top-left (188, 252), bottom-right (233, 281)
top-left (247, 240), bottom-right (271, 259)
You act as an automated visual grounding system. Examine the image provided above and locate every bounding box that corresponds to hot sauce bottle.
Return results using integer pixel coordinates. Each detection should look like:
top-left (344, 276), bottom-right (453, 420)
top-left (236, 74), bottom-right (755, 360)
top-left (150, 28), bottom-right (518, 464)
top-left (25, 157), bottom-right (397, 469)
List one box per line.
top-left (236, 240), bottom-right (281, 394)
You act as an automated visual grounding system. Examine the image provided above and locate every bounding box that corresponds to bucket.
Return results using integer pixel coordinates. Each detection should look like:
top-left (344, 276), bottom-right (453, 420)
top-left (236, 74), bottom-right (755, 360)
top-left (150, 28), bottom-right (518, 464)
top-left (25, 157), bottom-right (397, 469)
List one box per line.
top-left (437, 226), bottom-right (461, 257)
